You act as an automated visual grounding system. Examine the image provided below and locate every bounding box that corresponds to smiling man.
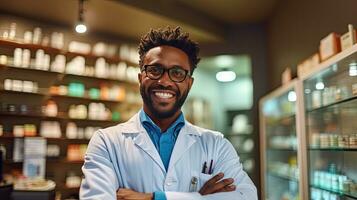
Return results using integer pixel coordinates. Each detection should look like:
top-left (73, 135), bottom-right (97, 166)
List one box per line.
top-left (80, 27), bottom-right (257, 200)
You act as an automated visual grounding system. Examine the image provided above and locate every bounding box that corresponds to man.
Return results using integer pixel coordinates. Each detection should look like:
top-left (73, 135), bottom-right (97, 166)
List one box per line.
top-left (80, 27), bottom-right (257, 200)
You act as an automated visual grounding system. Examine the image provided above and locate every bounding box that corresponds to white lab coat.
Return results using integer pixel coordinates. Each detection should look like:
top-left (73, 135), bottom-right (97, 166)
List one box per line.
top-left (80, 113), bottom-right (257, 200)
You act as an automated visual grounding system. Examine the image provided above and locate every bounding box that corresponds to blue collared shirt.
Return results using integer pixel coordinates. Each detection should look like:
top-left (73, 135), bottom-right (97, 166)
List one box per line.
top-left (139, 109), bottom-right (185, 200)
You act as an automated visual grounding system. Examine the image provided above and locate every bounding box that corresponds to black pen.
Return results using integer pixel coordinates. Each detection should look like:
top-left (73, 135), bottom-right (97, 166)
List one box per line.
top-left (208, 159), bottom-right (213, 174)
top-left (201, 161), bottom-right (207, 173)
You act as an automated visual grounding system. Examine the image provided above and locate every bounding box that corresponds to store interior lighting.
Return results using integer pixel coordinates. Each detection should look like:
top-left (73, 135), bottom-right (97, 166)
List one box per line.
top-left (315, 81), bottom-right (325, 90)
top-left (216, 69), bottom-right (236, 82)
top-left (75, 0), bottom-right (87, 33)
top-left (349, 62), bottom-right (357, 76)
top-left (288, 91), bottom-right (297, 102)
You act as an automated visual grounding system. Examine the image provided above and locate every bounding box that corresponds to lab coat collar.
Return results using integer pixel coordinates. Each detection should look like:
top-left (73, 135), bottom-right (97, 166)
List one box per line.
top-left (121, 112), bottom-right (202, 137)
top-left (121, 112), bottom-right (202, 174)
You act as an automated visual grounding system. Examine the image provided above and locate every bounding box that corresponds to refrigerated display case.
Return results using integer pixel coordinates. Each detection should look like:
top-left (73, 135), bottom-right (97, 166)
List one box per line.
top-left (302, 44), bottom-right (357, 200)
top-left (260, 79), bottom-right (306, 200)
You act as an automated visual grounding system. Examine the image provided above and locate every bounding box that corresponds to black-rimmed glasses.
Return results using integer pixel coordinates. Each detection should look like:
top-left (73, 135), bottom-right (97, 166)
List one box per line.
top-left (142, 64), bottom-right (191, 83)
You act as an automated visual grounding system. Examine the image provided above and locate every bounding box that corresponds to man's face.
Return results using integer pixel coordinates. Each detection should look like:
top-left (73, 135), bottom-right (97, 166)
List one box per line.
top-left (138, 45), bottom-right (193, 119)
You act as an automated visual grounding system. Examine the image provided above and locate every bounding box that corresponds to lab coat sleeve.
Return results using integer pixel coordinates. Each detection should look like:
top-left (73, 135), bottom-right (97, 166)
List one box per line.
top-left (80, 131), bottom-right (119, 200)
top-left (165, 137), bottom-right (257, 200)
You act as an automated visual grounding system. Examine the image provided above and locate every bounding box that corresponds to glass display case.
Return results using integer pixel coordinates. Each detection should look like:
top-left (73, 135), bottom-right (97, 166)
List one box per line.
top-left (302, 44), bottom-right (357, 200)
top-left (260, 80), bottom-right (305, 200)
top-left (224, 110), bottom-right (258, 186)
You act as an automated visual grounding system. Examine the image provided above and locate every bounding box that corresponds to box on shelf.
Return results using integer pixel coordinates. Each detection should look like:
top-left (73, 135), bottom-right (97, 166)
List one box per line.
top-left (340, 24), bottom-right (357, 51)
top-left (297, 53), bottom-right (320, 77)
top-left (319, 32), bottom-right (341, 61)
top-left (281, 67), bottom-right (292, 85)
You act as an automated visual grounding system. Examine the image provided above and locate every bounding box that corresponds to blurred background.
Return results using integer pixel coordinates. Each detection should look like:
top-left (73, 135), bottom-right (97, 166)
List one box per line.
top-left (0, 0), bottom-right (356, 199)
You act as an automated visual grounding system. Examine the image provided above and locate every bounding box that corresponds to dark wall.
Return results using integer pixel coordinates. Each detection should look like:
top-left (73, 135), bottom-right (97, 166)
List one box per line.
top-left (267, 0), bottom-right (357, 90)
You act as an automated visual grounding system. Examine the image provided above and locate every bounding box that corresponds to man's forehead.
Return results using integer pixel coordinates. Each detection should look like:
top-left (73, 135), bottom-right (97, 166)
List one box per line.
top-left (144, 45), bottom-right (190, 66)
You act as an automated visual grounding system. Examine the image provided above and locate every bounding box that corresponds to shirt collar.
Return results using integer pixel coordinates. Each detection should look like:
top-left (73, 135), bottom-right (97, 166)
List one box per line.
top-left (139, 109), bottom-right (185, 136)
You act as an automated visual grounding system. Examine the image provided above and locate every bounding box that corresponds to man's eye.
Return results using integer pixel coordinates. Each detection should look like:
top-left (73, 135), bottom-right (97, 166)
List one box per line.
top-left (171, 69), bottom-right (185, 77)
top-left (148, 67), bottom-right (162, 74)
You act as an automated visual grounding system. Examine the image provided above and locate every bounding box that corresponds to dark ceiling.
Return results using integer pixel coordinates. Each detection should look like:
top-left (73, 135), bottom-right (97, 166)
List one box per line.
top-left (0, 0), bottom-right (278, 43)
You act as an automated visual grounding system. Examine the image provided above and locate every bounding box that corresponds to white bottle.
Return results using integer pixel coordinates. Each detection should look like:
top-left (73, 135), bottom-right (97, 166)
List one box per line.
top-left (4, 79), bottom-right (12, 90)
top-left (13, 48), bottom-right (22, 67)
top-left (22, 49), bottom-right (31, 68)
top-left (51, 55), bottom-right (66, 73)
top-left (33, 27), bottom-right (42, 44)
top-left (66, 122), bottom-right (78, 139)
top-left (117, 62), bottom-right (127, 80)
top-left (9, 23), bottom-right (16, 40)
top-left (43, 54), bottom-right (50, 70)
top-left (35, 49), bottom-right (45, 70)
top-left (23, 31), bottom-right (33, 44)
top-left (95, 58), bottom-right (106, 78)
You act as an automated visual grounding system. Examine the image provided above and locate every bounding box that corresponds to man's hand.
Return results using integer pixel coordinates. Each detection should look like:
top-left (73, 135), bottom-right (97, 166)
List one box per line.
top-left (199, 173), bottom-right (236, 195)
top-left (117, 188), bottom-right (153, 200)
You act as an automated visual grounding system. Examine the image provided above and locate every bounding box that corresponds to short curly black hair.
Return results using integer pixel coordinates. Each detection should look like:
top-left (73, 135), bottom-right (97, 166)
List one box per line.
top-left (138, 26), bottom-right (200, 74)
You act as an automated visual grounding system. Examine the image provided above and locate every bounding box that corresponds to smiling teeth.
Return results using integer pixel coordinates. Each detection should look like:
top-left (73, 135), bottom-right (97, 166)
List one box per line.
top-left (155, 92), bottom-right (173, 99)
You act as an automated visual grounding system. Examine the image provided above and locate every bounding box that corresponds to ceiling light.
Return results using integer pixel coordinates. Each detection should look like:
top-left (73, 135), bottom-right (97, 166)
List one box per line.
top-left (75, 23), bottom-right (87, 33)
top-left (288, 91), bottom-right (297, 102)
top-left (75, 0), bottom-right (87, 33)
top-left (216, 69), bottom-right (236, 82)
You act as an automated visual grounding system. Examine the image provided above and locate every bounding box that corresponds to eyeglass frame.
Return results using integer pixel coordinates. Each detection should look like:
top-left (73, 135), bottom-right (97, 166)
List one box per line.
top-left (141, 64), bottom-right (192, 83)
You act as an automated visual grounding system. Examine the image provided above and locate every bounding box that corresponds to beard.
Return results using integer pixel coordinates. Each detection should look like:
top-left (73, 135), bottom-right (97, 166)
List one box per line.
top-left (140, 84), bottom-right (189, 119)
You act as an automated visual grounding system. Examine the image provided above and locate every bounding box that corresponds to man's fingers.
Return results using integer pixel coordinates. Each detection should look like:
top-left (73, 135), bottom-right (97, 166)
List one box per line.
top-left (216, 184), bottom-right (236, 192)
top-left (200, 172), bottom-right (224, 191)
top-left (209, 178), bottom-right (234, 193)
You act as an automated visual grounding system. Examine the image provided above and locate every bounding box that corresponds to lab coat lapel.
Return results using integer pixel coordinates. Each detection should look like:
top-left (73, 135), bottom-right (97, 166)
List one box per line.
top-left (122, 113), bottom-right (166, 174)
top-left (132, 131), bottom-right (166, 173)
top-left (168, 123), bottom-right (201, 171)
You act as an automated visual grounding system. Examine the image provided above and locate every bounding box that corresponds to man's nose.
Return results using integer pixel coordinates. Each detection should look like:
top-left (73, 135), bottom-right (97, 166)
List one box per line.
top-left (157, 70), bottom-right (172, 85)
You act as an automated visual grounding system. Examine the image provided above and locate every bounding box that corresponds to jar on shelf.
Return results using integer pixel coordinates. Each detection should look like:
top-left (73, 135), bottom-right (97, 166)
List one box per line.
top-left (349, 134), bottom-right (357, 148)
top-left (338, 135), bottom-right (349, 148)
top-left (343, 179), bottom-right (352, 193)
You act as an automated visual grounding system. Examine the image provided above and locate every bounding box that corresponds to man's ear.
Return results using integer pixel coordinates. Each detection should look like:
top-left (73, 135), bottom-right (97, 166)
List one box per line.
top-left (138, 72), bottom-right (142, 83)
top-left (188, 77), bottom-right (194, 91)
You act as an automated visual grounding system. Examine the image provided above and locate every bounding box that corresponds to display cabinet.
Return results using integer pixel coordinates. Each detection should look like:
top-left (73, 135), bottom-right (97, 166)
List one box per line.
top-left (260, 79), bottom-right (307, 200)
top-left (302, 44), bottom-right (357, 200)
top-left (224, 109), bottom-right (259, 187)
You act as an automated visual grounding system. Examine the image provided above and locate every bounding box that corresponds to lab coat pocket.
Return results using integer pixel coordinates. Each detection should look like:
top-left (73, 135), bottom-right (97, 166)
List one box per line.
top-left (198, 173), bottom-right (213, 190)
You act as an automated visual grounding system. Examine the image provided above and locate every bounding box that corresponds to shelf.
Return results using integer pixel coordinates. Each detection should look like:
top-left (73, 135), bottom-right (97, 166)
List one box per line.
top-left (268, 147), bottom-right (297, 151)
top-left (5, 159), bottom-right (85, 164)
top-left (0, 89), bottom-right (47, 96)
top-left (268, 172), bottom-right (299, 182)
top-left (0, 64), bottom-right (138, 87)
top-left (60, 186), bottom-right (80, 191)
top-left (47, 159), bottom-right (84, 164)
top-left (3, 160), bottom-right (23, 164)
top-left (0, 39), bottom-right (61, 54)
top-left (309, 147), bottom-right (357, 152)
top-left (0, 135), bottom-right (90, 143)
top-left (50, 94), bottom-right (122, 104)
top-left (46, 137), bottom-right (90, 143)
top-left (63, 73), bottom-right (138, 87)
top-left (307, 95), bottom-right (357, 113)
top-left (0, 112), bottom-right (121, 123)
top-left (225, 133), bottom-right (252, 137)
top-left (0, 38), bottom-right (138, 67)
top-left (311, 185), bottom-right (357, 199)
top-left (0, 64), bottom-right (62, 76)
top-left (236, 151), bottom-right (254, 155)
top-left (266, 113), bottom-right (296, 125)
